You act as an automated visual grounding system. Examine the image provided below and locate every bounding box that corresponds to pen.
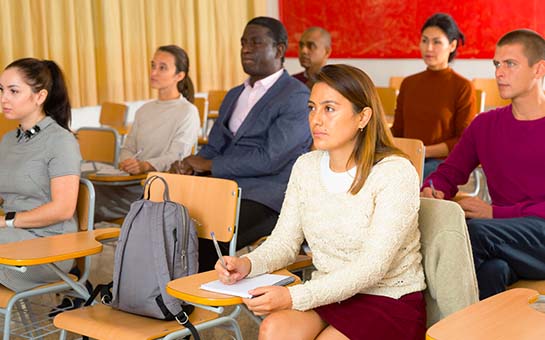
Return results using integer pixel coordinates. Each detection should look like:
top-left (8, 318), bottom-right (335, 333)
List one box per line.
top-left (429, 179), bottom-right (437, 198)
top-left (133, 148), bottom-right (143, 160)
top-left (211, 232), bottom-right (228, 271)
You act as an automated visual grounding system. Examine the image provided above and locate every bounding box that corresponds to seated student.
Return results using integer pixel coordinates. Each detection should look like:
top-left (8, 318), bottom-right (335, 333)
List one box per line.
top-left (170, 17), bottom-right (312, 271)
top-left (94, 45), bottom-right (200, 221)
top-left (392, 13), bottom-right (476, 179)
top-left (422, 29), bottom-right (545, 300)
top-left (292, 26), bottom-right (331, 89)
top-left (215, 65), bottom-right (426, 340)
top-left (0, 58), bottom-right (81, 291)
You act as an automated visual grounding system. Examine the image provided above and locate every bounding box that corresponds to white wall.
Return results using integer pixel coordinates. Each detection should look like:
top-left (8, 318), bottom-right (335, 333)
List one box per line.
top-left (284, 58), bottom-right (496, 87)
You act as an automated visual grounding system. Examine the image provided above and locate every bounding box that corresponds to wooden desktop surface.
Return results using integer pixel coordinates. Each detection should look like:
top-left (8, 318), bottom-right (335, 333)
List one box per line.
top-left (426, 288), bottom-right (545, 340)
top-left (0, 231), bottom-right (103, 266)
top-left (167, 269), bottom-right (300, 307)
top-left (87, 173), bottom-right (146, 185)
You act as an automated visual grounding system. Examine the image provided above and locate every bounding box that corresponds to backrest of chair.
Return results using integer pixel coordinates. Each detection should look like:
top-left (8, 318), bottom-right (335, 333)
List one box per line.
top-left (99, 102), bottom-right (128, 128)
top-left (376, 86), bottom-right (398, 116)
top-left (475, 89), bottom-right (486, 113)
top-left (207, 90), bottom-right (228, 114)
top-left (76, 178), bottom-right (96, 277)
top-left (145, 172), bottom-right (240, 254)
top-left (77, 127), bottom-right (120, 166)
top-left (419, 198), bottom-right (479, 327)
top-left (0, 113), bottom-right (19, 140)
top-left (472, 78), bottom-right (511, 110)
top-left (393, 137), bottom-right (425, 185)
top-left (77, 178), bottom-right (95, 232)
top-left (389, 76), bottom-right (405, 91)
top-left (193, 97), bottom-right (208, 128)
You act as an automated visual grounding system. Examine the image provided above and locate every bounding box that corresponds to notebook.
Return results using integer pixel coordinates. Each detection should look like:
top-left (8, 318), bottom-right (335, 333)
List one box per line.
top-left (200, 274), bottom-right (295, 298)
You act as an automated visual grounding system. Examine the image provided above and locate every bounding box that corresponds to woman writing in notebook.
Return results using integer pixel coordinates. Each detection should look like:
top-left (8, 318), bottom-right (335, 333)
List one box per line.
top-left (391, 13), bottom-right (476, 178)
top-left (216, 64), bottom-right (426, 339)
top-left (94, 45), bottom-right (200, 221)
top-left (0, 58), bottom-right (81, 291)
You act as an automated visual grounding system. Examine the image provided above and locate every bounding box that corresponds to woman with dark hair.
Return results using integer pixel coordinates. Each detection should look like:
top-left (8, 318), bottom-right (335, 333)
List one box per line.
top-left (392, 12), bottom-right (477, 179)
top-left (0, 58), bottom-right (81, 291)
top-left (215, 65), bottom-right (426, 339)
top-left (119, 45), bottom-right (199, 175)
top-left (95, 45), bottom-right (200, 221)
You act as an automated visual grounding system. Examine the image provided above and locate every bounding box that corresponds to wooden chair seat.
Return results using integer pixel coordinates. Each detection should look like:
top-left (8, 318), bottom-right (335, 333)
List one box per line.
top-left (0, 274), bottom-right (78, 308)
top-left (54, 302), bottom-right (217, 340)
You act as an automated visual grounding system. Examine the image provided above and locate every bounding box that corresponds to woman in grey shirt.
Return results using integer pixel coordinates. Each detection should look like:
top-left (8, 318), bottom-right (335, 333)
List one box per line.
top-left (0, 58), bottom-right (81, 291)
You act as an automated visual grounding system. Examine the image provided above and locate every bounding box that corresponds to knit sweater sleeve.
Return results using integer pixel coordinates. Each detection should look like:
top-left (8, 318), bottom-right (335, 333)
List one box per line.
top-left (443, 79), bottom-right (477, 151)
top-left (288, 158), bottom-right (420, 311)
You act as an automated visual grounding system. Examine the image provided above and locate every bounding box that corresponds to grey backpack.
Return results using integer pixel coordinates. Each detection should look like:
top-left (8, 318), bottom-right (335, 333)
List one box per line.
top-left (111, 175), bottom-right (198, 323)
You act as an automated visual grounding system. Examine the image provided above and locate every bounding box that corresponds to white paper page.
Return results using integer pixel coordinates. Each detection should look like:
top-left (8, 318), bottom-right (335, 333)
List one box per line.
top-left (200, 274), bottom-right (294, 298)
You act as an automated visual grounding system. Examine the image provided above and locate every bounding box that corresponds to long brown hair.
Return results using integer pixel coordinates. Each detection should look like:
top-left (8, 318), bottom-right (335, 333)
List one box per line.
top-left (315, 64), bottom-right (404, 194)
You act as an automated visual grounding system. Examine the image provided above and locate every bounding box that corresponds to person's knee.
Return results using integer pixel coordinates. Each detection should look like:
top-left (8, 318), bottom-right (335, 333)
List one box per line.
top-left (477, 259), bottom-right (515, 299)
top-left (259, 312), bottom-right (291, 340)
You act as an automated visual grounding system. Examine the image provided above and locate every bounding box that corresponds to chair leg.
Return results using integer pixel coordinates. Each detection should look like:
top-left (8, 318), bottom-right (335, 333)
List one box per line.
top-left (59, 329), bottom-right (67, 340)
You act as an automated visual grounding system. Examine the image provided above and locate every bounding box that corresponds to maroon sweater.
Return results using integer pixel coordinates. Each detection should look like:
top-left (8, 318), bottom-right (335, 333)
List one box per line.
top-left (392, 68), bottom-right (476, 152)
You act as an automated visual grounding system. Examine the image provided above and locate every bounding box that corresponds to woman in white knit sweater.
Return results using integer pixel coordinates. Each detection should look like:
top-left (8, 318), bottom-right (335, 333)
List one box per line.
top-left (216, 64), bottom-right (427, 339)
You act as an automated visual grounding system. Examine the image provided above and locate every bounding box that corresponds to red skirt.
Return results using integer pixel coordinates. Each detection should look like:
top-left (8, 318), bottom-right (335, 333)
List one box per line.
top-left (315, 291), bottom-right (426, 340)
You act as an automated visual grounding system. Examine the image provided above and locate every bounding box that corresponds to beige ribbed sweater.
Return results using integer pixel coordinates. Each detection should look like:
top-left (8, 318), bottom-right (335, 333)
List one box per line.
top-left (246, 151), bottom-right (426, 311)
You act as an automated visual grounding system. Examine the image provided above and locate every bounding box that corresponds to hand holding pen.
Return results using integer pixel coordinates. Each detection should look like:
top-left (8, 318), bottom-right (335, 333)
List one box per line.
top-left (212, 232), bottom-right (251, 284)
top-left (422, 179), bottom-right (445, 199)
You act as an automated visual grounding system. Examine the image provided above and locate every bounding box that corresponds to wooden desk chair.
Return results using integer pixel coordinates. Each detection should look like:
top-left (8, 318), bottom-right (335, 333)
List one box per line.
top-left (99, 102), bottom-right (129, 136)
top-left (77, 127), bottom-right (120, 167)
top-left (389, 76), bottom-right (405, 91)
top-left (207, 90), bottom-right (227, 120)
top-left (393, 137), bottom-right (425, 185)
top-left (474, 89), bottom-right (486, 113)
top-left (419, 198), bottom-right (479, 327)
top-left (0, 113), bottom-right (19, 141)
top-left (0, 178), bottom-right (100, 339)
top-left (376, 86), bottom-right (398, 117)
top-left (194, 97), bottom-right (209, 149)
top-left (54, 173), bottom-right (244, 340)
top-left (472, 78), bottom-right (511, 110)
top-left (376, 86), bottom-right (398, 127)
top-left (426, 288), bottom-right (545, 339)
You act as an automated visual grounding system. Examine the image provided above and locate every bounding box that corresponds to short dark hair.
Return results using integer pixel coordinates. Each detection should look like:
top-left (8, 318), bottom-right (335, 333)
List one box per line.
top-left (421, 13), bottom-right (465, 62)
top-left (157, 45), bottom-right (195, 103)
top-left (6, 58), bottom-right (71, 131)
top-left (247, 16), bottom-right (288, 62)
top-left (497, 29), bottom-right (545, 66)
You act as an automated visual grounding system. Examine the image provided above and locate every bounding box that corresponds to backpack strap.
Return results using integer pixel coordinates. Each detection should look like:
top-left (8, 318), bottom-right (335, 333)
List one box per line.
top-left (143, 175), bottom-right (171, 201)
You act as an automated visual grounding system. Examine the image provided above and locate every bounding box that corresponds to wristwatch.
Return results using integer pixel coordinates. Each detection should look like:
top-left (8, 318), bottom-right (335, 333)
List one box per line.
top-left (5, 212), bottom-right (16, 228)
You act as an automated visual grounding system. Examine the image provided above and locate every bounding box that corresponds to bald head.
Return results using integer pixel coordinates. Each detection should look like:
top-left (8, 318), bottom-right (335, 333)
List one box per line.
top-left (298, 27), bottom-right (332, 75)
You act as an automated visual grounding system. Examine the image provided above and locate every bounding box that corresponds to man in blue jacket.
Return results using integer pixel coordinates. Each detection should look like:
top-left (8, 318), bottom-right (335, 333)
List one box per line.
top-left (171, 16), bottom-right (312, 270)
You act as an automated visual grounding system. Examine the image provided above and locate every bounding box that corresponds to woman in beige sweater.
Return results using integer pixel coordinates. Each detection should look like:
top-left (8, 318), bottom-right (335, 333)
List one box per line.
top-left (216, 64), bottom-right (426, 339)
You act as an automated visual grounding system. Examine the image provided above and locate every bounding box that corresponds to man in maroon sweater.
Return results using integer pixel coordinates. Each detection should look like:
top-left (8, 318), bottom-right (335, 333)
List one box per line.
top-left (422, 29), bottom-right (545, 299)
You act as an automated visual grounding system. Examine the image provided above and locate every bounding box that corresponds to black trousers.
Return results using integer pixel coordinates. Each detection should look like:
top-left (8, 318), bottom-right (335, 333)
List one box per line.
top-left (198, 199), bottom-right (279, 272)
top-left (467, 216), bottom-right (545, 300)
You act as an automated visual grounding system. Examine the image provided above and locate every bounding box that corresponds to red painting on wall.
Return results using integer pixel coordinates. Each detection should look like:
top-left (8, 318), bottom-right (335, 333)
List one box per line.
top-left (279, 0), bottom-right (545, 59)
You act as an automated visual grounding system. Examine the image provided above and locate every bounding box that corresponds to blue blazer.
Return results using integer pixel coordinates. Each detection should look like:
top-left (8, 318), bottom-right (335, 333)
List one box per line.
top-left (198, 70), bottom-right (312, 212)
